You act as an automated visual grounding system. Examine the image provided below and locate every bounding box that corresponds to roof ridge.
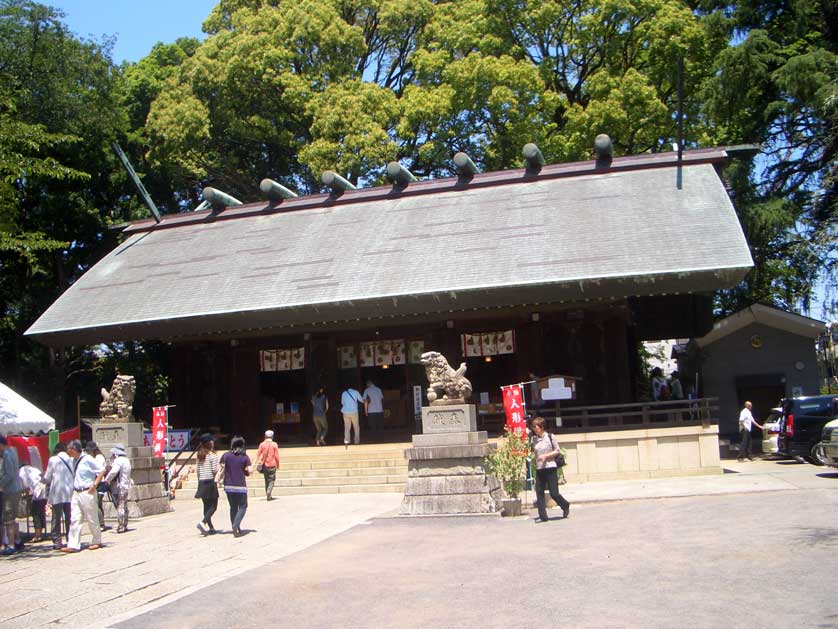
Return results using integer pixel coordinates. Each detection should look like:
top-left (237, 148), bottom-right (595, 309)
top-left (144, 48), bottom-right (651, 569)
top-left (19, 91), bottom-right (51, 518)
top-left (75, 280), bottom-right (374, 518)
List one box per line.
top-left (124, 147), bottom-right (730, 234)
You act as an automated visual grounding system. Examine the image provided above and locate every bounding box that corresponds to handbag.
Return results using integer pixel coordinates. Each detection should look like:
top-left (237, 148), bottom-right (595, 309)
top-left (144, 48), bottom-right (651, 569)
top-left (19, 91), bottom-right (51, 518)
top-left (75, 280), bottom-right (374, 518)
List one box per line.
top-left (548, 434), bottom-right (567, 467)
top-left (256, 463), bottom-right (264, 473)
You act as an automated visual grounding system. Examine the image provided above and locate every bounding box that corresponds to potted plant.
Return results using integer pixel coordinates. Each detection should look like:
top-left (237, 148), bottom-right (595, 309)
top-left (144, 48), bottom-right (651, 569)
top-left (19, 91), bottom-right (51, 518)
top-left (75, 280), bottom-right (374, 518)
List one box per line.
top-left (484, 427), bottom-right (529, 516)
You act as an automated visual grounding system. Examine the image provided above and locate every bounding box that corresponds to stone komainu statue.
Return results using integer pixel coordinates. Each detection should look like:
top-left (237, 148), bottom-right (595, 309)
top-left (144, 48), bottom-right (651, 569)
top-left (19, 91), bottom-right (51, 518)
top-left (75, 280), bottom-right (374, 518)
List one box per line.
top-left (99, 374), bottom-right (137, 423)
top-left (420, 351), bottom-right (472, 405)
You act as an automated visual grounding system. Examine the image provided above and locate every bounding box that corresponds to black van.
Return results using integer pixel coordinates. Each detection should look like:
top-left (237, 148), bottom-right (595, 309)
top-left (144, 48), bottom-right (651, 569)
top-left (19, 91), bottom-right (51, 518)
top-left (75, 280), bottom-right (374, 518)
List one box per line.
top-left (778, 395), bottom-right (838, 465)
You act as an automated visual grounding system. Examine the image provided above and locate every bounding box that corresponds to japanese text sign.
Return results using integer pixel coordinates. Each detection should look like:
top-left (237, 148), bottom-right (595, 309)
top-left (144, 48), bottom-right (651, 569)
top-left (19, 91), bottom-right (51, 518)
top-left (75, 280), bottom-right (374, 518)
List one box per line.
top-left (151, 406), bottom-right (168, 457)
top-left (144, 430), bottom-right (190, 451)
top-left (502, 384), bottom-right (527, 438)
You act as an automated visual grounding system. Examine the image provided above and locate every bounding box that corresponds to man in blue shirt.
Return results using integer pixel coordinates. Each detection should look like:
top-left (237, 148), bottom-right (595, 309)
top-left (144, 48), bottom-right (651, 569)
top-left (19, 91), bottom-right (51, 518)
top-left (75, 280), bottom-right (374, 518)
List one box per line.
top-left (62, 440), bottom-right (106, 552)
top-left (341, 386), bottom-right (365, 446)
top-left (0, 435), bottom-right (23, 555)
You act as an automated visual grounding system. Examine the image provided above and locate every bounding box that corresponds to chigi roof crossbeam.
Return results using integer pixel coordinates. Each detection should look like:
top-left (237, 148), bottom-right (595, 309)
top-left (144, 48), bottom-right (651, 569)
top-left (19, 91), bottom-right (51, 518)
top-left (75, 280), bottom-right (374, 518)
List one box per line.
top-left (123, 140), bottom-right (733, 235)
top-left (24, 138), bottom-right (754, 346)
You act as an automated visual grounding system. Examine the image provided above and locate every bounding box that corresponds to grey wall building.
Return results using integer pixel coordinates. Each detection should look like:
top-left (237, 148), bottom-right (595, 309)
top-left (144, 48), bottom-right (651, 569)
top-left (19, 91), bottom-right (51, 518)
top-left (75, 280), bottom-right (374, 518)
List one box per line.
top-left (681, 304), bottom-right (825, 436)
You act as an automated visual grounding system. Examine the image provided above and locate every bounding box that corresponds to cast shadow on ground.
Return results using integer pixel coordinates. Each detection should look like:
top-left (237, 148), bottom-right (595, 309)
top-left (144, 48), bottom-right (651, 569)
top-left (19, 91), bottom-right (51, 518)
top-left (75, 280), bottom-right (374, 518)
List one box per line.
top-left (796, 526), bottom-right (838, 547)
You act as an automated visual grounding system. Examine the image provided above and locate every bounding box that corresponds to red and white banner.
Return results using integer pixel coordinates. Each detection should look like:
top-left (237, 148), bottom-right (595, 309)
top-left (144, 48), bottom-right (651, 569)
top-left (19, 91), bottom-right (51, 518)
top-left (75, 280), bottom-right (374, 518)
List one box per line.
top-left (151, 406), bottom-right (168, 457)
top-left (7, 427), bottom-right (80, 472)
top-left (502, 384), bottom-right (527, 438)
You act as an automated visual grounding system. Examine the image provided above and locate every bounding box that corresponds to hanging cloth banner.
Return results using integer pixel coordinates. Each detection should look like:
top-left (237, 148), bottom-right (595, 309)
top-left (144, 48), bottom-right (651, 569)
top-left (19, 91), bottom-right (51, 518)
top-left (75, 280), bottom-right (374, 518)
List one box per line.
top-left (501, 384), bottom-right (527, 438)
top-left (151, 406), bottom-right (168, 457)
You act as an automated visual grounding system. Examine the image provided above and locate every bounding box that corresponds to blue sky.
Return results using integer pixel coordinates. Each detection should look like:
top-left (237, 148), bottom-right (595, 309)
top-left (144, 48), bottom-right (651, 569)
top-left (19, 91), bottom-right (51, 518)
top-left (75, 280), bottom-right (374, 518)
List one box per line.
top-left (49, 0), bottom-right (215, 63)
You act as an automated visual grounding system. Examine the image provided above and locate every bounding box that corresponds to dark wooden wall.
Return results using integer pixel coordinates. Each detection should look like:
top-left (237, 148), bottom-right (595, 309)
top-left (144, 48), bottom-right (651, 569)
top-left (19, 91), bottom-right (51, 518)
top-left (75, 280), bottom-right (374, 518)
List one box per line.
top-left (168, 299), bottom-right (646, 440)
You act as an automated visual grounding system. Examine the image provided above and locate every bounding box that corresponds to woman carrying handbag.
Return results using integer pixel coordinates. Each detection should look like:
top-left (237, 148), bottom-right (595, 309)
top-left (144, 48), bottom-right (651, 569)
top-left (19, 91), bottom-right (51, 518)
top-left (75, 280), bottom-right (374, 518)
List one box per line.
top-left (195, 434), bottom-right (219, 536)
top-left (531, 417), bottom-right (571, 523)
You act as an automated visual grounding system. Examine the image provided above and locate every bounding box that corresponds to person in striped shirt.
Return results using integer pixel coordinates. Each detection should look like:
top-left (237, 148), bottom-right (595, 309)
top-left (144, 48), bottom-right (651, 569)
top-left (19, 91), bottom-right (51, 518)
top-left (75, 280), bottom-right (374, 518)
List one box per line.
top-left (194, 434), bottom-right (219, 535)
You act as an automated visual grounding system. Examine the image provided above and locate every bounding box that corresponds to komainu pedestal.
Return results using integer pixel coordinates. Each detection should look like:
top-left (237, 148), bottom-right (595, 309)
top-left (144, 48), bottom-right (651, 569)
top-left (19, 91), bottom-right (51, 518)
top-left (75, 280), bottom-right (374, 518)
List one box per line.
top-left (92, 422), bottom-right (172, 519)
top-left (400, 404), bottom-right (503, 515)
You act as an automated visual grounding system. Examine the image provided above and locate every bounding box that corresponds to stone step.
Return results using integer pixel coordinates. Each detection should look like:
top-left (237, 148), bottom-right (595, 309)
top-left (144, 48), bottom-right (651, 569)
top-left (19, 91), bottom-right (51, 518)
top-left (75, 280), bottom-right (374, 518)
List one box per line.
top-left (182, 473), bottom-right (408, 491)
top-left (174, 483), bottom-right (407, 498)
top-left (278, 466), bottom-right (408, 479)
top-left (179, 463), bottom-right (407, 485)
top-left (279, 458), bottom-right (406, 471)
top-left (249, 447), bottom-right (408, 460)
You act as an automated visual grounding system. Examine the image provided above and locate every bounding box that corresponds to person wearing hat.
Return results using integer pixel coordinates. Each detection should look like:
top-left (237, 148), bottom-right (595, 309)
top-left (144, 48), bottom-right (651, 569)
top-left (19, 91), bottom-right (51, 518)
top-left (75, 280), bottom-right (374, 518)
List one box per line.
top-left (63, 439), bottom-right (106, 552)
top-left (254, 430), bottom-right (279, 501)
top-left (104, 444), bottom-right (132, 533)
top-left (194, 434), bottom-right (219, 535)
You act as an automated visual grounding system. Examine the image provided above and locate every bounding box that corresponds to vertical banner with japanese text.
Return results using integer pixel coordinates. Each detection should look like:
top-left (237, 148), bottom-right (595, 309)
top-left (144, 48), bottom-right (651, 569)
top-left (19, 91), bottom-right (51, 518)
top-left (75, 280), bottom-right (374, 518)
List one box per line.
top-left (151, 406), bottom-right (168, 458)
top-left (501, 384), bottom-right (527, 438)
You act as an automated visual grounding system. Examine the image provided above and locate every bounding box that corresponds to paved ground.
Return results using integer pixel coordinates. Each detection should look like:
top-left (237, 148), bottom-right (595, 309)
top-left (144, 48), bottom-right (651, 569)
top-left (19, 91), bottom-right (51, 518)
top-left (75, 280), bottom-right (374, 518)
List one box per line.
top-left (118, 487), bottom-right (838, 629)
top-left (2, 457), bottom-right (835, 628)
top-left (0, 492), bottom-right (403, 628)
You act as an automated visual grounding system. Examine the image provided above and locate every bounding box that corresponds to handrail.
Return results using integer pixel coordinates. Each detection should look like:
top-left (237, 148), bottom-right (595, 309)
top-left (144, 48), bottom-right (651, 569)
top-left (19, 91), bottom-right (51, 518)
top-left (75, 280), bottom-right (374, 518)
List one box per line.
top-left (477, 397), bottom-right (720, 432)
top-left (164, 432), bottom-right (202, 494)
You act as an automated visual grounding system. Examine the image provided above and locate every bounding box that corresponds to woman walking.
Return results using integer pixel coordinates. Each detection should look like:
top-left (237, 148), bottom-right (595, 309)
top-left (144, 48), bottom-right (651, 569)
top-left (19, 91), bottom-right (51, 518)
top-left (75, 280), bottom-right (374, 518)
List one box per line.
top-left (311, 387), bottom-right (329, 446)
top-left (254, 430), bottom-right (280, 501)
top-left (195, 434), bottom-right (219, 536)
top-left (531, 417), bottom-right (570, 523)
top-left (217, 436), bottom-right (251, 537)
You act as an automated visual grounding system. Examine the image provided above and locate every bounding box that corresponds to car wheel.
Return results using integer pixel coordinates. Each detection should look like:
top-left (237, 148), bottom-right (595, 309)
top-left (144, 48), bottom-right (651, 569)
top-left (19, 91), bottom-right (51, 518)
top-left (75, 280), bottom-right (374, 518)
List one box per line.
top-left (806, 443), bottom-right (827, 466)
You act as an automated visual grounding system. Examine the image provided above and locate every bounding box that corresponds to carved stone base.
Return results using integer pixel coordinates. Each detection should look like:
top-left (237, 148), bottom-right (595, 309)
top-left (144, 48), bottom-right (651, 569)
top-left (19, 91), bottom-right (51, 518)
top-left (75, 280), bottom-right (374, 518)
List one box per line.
top-left (420, 404), bottom-right (477, 434)
top-left (92, 422), bottom-right (171, 519)
top-left (401, 411), bottom-right (503, 515)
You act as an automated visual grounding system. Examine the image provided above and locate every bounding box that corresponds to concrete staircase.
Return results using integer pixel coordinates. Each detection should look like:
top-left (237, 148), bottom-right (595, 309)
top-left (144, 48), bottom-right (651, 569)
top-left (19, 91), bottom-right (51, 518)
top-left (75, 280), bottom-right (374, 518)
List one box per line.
top-left (177, 443), bottom-right (410, 498)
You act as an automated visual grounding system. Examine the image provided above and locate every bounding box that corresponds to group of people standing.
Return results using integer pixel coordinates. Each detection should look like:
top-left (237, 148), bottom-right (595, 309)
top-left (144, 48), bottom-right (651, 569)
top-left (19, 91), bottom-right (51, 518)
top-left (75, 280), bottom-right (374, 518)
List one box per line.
top-left (307, 380), bottom-right (385, 447)
top-left (0, 436), bottom-right (132, 555)
top-left (650, 367), bottom-right (685, 401)
top-left (337, 380), bottom-right (384, 446)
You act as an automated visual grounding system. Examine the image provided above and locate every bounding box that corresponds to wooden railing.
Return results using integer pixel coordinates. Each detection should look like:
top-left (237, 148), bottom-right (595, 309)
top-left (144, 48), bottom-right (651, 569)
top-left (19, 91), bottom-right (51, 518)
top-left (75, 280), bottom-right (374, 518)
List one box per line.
top-left (477, 397), bottom-right (719, 433)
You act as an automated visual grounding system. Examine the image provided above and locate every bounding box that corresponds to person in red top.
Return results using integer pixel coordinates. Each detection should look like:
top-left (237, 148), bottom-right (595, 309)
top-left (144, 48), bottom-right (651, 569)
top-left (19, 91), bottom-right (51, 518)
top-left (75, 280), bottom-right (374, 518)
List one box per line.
top-left (254, 430), bottom-right (280, 501)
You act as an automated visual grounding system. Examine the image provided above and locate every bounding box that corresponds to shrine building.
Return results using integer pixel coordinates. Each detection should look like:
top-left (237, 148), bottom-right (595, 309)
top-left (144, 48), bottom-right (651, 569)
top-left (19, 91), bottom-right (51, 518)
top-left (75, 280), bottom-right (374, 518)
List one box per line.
top-left (26, 142), bottom-right (754, 445)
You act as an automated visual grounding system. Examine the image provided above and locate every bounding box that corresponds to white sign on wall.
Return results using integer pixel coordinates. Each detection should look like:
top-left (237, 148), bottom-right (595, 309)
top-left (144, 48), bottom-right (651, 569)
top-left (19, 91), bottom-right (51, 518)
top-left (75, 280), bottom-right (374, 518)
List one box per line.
top-left (540, 377), bottom-right (574, 401)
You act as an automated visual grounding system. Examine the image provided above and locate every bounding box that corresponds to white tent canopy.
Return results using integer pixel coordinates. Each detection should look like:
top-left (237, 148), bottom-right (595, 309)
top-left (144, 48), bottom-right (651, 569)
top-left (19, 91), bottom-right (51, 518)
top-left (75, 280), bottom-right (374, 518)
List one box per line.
top-left (0, 382), bottom-right (56, 435)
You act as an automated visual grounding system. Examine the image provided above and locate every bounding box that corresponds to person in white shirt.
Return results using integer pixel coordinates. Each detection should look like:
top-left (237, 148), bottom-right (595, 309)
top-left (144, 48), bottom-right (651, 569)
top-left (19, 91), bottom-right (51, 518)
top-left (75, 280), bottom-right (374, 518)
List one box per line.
top-left (90, 442), bottom-right (111, 531)
top-left (19, 463), bottom-right (47, 543)
top-left (43, 442), bottom-right (74, 549)
top-left (62, 440), bottom-right (106, 553)
top-left (363, 380), bottom-right (385, 433)
top-left (341, 387), bottom-right (365, 446)
top-left (104, 444), bottom-right (132, 533)
top-left (738, 401), bottom-right (764, 461)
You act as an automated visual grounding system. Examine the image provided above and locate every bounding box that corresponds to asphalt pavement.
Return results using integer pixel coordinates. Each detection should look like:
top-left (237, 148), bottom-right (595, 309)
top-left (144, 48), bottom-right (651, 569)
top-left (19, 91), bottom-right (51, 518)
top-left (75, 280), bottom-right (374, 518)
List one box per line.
top-left (112, 461), bottom-right (838, 629)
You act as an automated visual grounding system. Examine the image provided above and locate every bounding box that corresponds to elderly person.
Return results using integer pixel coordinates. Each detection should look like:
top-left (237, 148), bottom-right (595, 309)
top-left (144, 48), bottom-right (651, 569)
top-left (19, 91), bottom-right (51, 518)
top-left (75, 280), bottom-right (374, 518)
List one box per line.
top-left (62, 440), bottom-right (106, 553)
top-left (0, 435), bottom-right (23, 555)
top-left (254, 430), bottom-right (280, 501)
top-left (363, 380), bottom-right (385, 433)
top-left (195, 434), bottom-right (219, 536)
top-left (44, 442), bottom-right (73, 549)
top-left (530, 417), bottom-right (570, 523)
top-left (217, 436), bottom-right (251, 537)
top-left (104, 444), bottom-right (132, 533)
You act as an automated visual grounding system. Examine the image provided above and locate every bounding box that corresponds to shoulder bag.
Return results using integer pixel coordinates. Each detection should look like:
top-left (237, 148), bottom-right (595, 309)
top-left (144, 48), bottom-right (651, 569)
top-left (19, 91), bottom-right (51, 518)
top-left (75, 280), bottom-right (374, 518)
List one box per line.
top-left (548, 434), bottom-right (567, 468)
